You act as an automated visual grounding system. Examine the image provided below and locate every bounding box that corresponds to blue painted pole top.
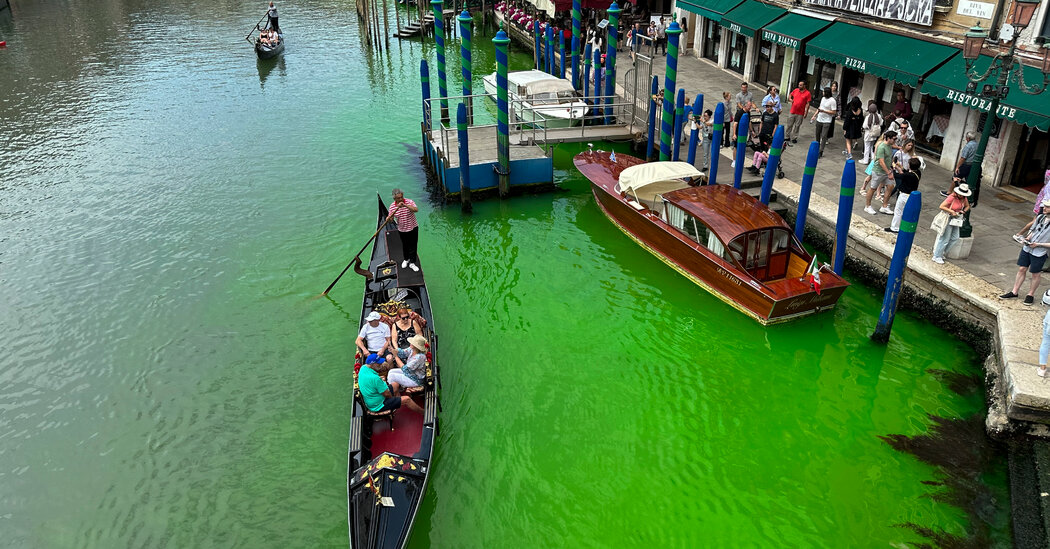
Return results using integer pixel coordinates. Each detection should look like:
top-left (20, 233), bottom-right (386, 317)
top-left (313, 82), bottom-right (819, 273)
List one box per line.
top-left (458, 10), bottom-right (471, 22)
top-left (493, 28), bottom-right (509, 43)
top-left (607, 2), bottom-right (620, 14)
top-left (666, 21), bottom-right (682, 35)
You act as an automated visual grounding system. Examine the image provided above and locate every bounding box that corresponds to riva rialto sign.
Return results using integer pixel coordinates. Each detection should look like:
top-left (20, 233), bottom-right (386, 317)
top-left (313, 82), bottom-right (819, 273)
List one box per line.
top-left (804, 0), bottom-right (934, 26)
top-left (944, 88), bottom-right (1019, 119)
top-left (761, 30), bottom-right (799, 49)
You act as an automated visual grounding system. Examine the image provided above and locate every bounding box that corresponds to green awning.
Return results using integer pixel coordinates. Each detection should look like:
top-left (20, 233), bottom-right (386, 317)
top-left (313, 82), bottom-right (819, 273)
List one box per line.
top-left (677, 0), bottom-right (744, 22)
top-left (805, 22), bottom-right (958, 87)
top-left (921, 54), bottom-right (1050, 131)
top-left (759, 12), bottom-right (831, 50)
top-left (719, 1), bottom-right (786, 38)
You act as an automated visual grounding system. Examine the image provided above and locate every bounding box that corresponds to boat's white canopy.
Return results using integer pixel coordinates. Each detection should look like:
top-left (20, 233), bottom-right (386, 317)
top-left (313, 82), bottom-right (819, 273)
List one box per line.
top-left (618, 161), bottom-right (703, 194)
top-left (508, 70), bottom-right (574, 95)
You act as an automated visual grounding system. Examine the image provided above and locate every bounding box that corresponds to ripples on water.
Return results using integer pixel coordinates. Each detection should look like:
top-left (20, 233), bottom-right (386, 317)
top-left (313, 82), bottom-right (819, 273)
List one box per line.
top-left (0, 1), bottom-right (1008, 547)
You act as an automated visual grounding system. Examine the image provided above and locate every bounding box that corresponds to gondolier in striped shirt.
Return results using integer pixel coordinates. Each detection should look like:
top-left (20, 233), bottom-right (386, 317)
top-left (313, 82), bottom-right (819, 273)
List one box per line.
top-left (386, 188), bottom-right (420, 272)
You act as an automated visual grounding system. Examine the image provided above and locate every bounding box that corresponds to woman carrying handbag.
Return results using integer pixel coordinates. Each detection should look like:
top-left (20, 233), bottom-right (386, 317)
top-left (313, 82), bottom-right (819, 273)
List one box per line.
top-left (931, 183), bottom-right (972, 264)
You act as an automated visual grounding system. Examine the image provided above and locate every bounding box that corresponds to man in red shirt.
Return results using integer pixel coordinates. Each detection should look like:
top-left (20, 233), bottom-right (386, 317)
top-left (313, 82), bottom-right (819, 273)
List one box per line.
top-left (786, 80), bottom-right (811, 145)
top-left (386, 188), bottom-right (421, 272)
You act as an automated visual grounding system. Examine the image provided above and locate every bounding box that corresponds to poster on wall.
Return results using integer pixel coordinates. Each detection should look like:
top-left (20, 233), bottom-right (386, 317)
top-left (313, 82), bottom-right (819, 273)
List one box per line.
top-left (803, 0), bottom-right (935, 26)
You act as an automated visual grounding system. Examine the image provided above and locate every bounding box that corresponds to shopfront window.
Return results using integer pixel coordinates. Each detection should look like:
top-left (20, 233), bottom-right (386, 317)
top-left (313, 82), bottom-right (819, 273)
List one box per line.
top-left (800, 54), bottom-right (836, 107)
top-left (727, 30), bottom-right (746, 75)
top-left (703, 19), bottom-right (721, 62)
top-left (1009, 127), bottom-right (1049, 192)
top-left (754, 39), bottom-right (782, 87)
top-left (913, 94), bottom-right (951, 156)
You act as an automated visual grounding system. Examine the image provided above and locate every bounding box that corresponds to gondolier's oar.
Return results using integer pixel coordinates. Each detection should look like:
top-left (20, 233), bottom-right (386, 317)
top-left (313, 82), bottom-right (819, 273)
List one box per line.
top-left (245, 13), bottom-right (268, 44)
top-left (321, 224), bottom-right (385, 296)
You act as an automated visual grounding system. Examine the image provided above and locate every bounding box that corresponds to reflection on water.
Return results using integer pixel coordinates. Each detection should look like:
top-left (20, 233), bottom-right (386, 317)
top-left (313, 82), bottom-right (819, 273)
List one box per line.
top-left (0, 0), bottom-right (1011, 548)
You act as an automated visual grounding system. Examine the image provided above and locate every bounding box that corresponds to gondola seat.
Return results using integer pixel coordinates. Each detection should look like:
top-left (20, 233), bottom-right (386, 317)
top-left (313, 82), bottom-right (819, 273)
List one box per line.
top-left (364, 404), bottom-right (396, 432)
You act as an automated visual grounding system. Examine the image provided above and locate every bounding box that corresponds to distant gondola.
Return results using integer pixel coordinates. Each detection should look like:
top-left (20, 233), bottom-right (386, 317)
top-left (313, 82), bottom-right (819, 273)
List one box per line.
top-left (347, 195), bottom-right (439, 549)
top-left (255, 32), bottom-right (284, 59)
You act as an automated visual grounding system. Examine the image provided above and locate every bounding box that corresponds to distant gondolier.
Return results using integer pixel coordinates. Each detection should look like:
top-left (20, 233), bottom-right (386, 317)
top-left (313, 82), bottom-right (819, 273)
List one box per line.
top-left (266, 2), bottom-right (279, 33)
top-left (386, 188), bottom-right (420, 272)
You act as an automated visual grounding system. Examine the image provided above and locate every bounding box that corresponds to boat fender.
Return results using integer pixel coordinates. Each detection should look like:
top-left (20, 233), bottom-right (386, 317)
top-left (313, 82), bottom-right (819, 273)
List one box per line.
top-left (0, 41), bottom-right (6, 47)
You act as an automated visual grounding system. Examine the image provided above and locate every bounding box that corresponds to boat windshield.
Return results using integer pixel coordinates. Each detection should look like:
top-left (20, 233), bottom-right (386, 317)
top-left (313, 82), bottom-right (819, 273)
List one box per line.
top-left (728, 228), bottom-right (794, 281)
top-left (530, 90), bottom-right (579, 105)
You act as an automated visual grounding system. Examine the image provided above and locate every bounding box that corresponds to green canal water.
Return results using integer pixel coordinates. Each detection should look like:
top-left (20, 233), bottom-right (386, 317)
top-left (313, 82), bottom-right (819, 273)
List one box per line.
top-left (0, 1), bottom-right (1010, 547)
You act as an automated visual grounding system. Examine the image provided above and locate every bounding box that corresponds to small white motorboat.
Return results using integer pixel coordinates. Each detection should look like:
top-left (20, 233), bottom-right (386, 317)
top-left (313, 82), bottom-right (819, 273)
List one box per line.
top-left (482, 69), bottom-right (589, 128)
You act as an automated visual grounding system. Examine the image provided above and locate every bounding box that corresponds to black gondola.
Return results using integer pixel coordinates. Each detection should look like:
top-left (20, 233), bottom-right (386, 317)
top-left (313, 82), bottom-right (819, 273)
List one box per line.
top-left (254, 31), bottom-right (284, 59)
top-left (347, 194), bottom-right (439, 549)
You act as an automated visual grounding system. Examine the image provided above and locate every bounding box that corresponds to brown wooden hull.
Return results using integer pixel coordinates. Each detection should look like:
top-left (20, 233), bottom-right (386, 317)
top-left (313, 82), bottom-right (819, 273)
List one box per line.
top-left (578, 152), bottom-right (847, 324)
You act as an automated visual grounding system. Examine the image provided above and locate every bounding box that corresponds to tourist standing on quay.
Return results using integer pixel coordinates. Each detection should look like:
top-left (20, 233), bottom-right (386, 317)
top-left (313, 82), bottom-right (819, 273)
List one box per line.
top-left (761, 86), bottom-right (781, 114)
top-left (863, 130), bottom-right (897, 215)
top-left (785, 81), bottom-right (810, 144)
top-left (947, 131), bottom-right (978, 197)
top-left (859, 102), bottom-right (883, 164)
top-left (884, 157), bottom-right (922, 234)
top-left (733, 82), bottom-right (754, 144)
top-left (386, 188), bottom-right (421, 272)
top-left (721, 91), bottom-right (734, 148)
top-left (841, 96), bottom-right (863, 160)
top-left (1001, 200), bottom-right (1050, 304)
top-left (811, 86), bottom-right (837, 157)
top-left (930, 183), bottom-right (972, 264)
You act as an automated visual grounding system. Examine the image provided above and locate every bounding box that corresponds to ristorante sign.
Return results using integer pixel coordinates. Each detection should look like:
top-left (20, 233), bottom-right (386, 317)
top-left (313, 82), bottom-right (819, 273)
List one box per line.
top-left (803, 0), bottom-right (934, 26)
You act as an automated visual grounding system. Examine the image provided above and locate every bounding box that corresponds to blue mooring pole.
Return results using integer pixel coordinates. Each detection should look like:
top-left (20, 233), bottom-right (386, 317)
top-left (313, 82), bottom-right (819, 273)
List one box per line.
top-left (832, 159), bottom-right (857, 275)
top-left (458, 11), bottom-right (473, 125)
top-left (733, 112), bottom-right (749, 189)
top-left (686, 107), bottom-right (698, 166)
top-left (872, 191), bottom-right (922, 343)
top-left (431, 0), bottom-right (449, 125)
top-left (534, 22), bottom-right (542, 70)
top-left (794, 141), bottom-right (820, 242)
top-left (572, 0), bottom-right (581, 88)
top-left (710, 102), bottom-right (724, 185)
top-left (687, 93), bottom-right (703, 167)
top-left (672, 89), bottom-right (685, 161)
top-left (559, 33), bottom-right (566, 79)
top-left (457, 102), bottom-right (472, 212)
top-left (583, 43), bottom-right (592, 99)
top-left (646, 76), bottom-right (658, 161)
top-left (604, 2), bottom-right (621, 126)
top-left (759, 125), bottom-right (785, 205)
top-left (420, 60), bottom-right (432, 168)
top-left (494, 28), bottom-right (511, 197)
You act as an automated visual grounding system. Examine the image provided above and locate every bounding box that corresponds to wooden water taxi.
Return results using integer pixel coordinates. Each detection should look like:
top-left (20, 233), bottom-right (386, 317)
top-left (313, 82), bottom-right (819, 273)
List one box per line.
top-left (574, 150), bottom-right (849, 324)
top-left (347, 196), bottom-right (439, 549)
top-left (482, 69), bottom-right (589, 128)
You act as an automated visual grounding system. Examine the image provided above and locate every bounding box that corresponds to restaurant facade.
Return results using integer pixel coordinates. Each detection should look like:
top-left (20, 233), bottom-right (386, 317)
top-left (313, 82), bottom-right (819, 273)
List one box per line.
top-left (674, 0), bottom-right (1050, 191)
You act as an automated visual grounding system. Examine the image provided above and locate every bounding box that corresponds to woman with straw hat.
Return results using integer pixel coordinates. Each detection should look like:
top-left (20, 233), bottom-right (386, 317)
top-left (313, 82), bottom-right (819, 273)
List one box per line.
top-left (387, 335), bottom-right (428, 392)
top-left (931, 183), bottom-right (972, 264)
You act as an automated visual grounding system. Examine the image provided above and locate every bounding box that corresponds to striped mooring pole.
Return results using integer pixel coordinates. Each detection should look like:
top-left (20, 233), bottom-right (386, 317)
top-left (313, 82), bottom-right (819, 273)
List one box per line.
top-left (794, 141), bottom-right (821, 242)
top-left (733, 112), bottom-right (749, 189)
top-left (686, 93), bottom-right (703, 167)
top-left (458, 10), bottom-right (473, 125)
top-left (872, 191), bottom-right (922, 343)
top-left (592, 46), bottom-right (602, 113)
top-left (431, 0), bottom-right (449, 124)
top-left (832, 159), bottom-right (857, 275)
top-left (583, 42), bottom-right (592, 99)
top-left (546, 26), bottom-right (554, 75)
top-left (603, 2), bottom-right (621, 125)
top-left (456, 103), bottom-right (472, 212)
top-left (672, 89), bottom-right (685, 161)
top-left (534, 22), bottom-right (542, 70)
top-left (709, 102), bottom-right (724, 184)
top-left (559, 33), bottom-right (567, 79)
top-left (646, 76), bottom-right (658, 161)
top-left (659, 22), bottom-right (682, 160)
top-left (571, 0), bottom-right (581, 89)
top-left (494, 28), bottom-right (511, 197)
top-left (759, 125), bottom-right (785, 205)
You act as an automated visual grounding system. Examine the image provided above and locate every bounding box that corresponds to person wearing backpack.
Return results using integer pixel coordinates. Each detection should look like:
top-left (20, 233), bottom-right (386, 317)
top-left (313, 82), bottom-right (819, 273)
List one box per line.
top-left (859, 102), bottom-right (883, 164)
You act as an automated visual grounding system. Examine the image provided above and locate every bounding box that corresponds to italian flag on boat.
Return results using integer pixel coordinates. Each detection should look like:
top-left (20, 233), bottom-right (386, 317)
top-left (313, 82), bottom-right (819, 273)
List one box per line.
top-left (805, 256), bottom-right (822, 295)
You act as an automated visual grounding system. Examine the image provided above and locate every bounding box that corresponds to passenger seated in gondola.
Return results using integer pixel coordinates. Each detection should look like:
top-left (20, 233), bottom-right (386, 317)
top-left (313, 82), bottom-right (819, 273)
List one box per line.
top-left (387, 335), bottom-right (428, 391)
top-left (358, 354), bottom-right (425, 414)
top-left (259, 30), bottom-right (271, 46)
top-left (391, 308), bottom-right (422, 350)
top-left (356, 311), bottom-right (393, 360)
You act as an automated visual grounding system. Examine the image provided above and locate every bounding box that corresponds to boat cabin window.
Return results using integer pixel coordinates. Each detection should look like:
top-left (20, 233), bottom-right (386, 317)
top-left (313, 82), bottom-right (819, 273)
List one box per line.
top-left (728, 228), bottom-right (793, 281)
top-left (662, 202), bottom-right (736, 263)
